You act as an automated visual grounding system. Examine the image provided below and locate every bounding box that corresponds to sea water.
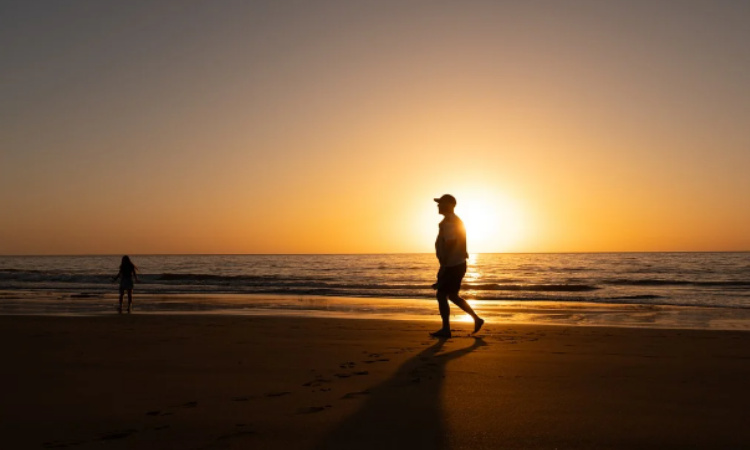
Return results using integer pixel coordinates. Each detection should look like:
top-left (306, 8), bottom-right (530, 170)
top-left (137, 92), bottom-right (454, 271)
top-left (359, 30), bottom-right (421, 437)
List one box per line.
top-left (1, 253), bottom-right (748, 310)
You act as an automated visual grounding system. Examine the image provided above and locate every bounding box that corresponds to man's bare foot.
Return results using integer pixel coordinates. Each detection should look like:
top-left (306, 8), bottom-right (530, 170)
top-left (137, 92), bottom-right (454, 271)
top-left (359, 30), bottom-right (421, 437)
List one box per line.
top-left (430, 329), bottom-right (452, 338)
top-left (473, 318), bottom-right (485, 334)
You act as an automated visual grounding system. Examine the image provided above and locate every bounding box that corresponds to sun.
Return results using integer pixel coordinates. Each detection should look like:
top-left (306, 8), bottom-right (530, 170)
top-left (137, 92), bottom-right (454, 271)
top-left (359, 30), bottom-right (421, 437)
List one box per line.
top-left (454, 193), bottom-right (526, 253)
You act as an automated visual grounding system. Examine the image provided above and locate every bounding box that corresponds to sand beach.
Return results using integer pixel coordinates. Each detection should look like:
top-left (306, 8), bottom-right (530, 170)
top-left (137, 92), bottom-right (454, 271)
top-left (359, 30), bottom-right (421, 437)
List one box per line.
top-left (4, 0), bottom-right (750, 447)
top-left (2, 313), bottom-right (749, 449)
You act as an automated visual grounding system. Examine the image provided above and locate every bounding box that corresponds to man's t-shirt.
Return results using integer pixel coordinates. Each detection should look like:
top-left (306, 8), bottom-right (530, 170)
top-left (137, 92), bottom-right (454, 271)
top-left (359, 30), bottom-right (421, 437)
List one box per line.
top-left (435, 213), bottom-right (468, 268)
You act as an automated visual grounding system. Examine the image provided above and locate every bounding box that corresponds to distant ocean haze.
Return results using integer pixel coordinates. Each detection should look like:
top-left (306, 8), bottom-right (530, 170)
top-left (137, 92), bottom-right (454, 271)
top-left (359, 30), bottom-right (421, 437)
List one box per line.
top-left (1, 253), bottom-right (749, 309)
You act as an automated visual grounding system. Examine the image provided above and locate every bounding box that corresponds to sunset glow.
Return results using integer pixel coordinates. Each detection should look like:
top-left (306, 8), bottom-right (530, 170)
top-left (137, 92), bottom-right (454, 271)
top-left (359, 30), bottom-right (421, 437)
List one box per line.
top-left (1, 2), bottom-right (749, 255)
top-left (455, 192), bottom-right (527, 254)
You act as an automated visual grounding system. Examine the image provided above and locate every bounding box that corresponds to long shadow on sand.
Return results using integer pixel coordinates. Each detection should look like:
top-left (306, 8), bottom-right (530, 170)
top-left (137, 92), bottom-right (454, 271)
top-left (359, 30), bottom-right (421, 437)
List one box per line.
top-left (316, 336), bottom-right (486, 450)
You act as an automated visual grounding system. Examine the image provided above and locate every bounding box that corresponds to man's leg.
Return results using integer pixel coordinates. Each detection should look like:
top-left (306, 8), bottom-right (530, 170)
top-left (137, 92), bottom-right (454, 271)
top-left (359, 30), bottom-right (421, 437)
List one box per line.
top-left (431, 291), bottom-right (452, 337)
top-left (448, 293), bottom-right (484, 333)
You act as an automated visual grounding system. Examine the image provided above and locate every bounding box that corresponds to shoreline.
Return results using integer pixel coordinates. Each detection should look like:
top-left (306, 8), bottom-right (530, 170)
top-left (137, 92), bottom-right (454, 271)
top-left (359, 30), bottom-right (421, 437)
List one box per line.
top-left (2, 290), bottom-right (749, 331)
top-left (2, 314), bottom-right (749, 449)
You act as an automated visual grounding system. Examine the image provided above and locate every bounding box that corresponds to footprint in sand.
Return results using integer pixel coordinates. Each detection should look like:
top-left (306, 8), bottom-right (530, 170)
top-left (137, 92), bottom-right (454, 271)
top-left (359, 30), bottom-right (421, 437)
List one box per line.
top-left (335, 370), bottom-right (369, 378)
top-left (264, 391), bottom-right (291, 398)
top-left (296, 405), bottom-right (332, 414)
top-left (302, 377), bottom-right (332, 387)
top-left (341, 390), bottom-right (370, 399)
top-left (363, 358), bottom-right (390, 364)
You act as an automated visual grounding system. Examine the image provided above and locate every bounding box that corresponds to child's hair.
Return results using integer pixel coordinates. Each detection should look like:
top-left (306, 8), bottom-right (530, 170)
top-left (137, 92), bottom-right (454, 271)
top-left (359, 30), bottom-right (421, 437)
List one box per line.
top-left (120, 255), bottom-right (137, 273)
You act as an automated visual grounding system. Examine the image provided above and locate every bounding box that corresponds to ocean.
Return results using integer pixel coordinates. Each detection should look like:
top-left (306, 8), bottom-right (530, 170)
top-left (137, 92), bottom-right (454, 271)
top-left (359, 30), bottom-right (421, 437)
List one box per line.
top-left (1, 253), bottom-right (748, 309)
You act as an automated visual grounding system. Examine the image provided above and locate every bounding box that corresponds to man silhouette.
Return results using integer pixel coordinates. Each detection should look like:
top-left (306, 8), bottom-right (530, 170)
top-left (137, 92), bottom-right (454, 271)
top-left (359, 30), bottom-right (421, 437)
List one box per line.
top-left (431, 194), bottom-right (484, 338)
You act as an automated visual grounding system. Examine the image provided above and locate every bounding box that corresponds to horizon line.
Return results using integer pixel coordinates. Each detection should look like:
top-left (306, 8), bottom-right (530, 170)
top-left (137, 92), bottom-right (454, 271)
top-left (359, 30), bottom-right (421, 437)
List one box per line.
top-left (1, 250), bottom-right (749, 257)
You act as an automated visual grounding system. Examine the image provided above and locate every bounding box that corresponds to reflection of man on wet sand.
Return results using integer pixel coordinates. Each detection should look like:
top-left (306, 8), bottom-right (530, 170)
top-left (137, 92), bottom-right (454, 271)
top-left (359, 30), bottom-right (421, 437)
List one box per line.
top-left (431, 194), bottom-right (484, 338)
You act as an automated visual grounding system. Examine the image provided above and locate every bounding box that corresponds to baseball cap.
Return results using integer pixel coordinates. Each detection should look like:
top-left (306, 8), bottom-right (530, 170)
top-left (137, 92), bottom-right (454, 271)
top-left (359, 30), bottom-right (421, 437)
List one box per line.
top-left (433, 194), bottom-right (457, 206)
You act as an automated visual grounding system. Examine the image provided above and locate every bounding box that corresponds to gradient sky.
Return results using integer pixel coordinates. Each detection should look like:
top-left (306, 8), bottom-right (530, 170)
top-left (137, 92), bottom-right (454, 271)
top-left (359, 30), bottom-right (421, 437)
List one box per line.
top-left (2, 0), bottom-right (749, 254)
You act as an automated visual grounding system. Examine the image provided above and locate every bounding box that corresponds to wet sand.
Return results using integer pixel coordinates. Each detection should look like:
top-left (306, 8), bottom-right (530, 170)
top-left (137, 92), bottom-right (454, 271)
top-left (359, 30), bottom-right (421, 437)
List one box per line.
top-left (2, 290), bottom-right (749, 331)
top-left (1, 314), bottom-right (749, 449)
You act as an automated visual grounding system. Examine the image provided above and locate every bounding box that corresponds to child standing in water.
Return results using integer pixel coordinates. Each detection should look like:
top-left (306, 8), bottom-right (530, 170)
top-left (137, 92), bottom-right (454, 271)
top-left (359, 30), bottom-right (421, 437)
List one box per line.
top-left (113, 256), bottom-right (139, 313)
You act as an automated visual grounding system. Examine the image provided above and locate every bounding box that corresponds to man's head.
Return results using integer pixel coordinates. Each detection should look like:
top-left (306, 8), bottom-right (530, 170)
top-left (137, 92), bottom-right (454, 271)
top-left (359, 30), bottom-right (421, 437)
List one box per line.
top-left (434, 194), bottom-right (457, 215)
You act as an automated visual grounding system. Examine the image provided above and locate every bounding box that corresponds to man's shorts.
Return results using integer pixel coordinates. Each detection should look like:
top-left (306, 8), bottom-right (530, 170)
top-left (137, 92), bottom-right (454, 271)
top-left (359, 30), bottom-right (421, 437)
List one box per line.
top-left (435, 262), bottom-right (467, 294)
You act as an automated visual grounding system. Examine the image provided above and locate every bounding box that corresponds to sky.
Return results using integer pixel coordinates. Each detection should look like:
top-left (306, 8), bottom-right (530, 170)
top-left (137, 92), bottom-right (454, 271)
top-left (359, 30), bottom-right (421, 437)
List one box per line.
top-left (1, 0), bottom-right (749, 255)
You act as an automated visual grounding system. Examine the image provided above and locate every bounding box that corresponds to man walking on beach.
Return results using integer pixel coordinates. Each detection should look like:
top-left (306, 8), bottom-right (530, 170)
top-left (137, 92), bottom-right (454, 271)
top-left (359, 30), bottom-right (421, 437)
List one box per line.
top-left (431, 194), bottom-right (484, 338)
